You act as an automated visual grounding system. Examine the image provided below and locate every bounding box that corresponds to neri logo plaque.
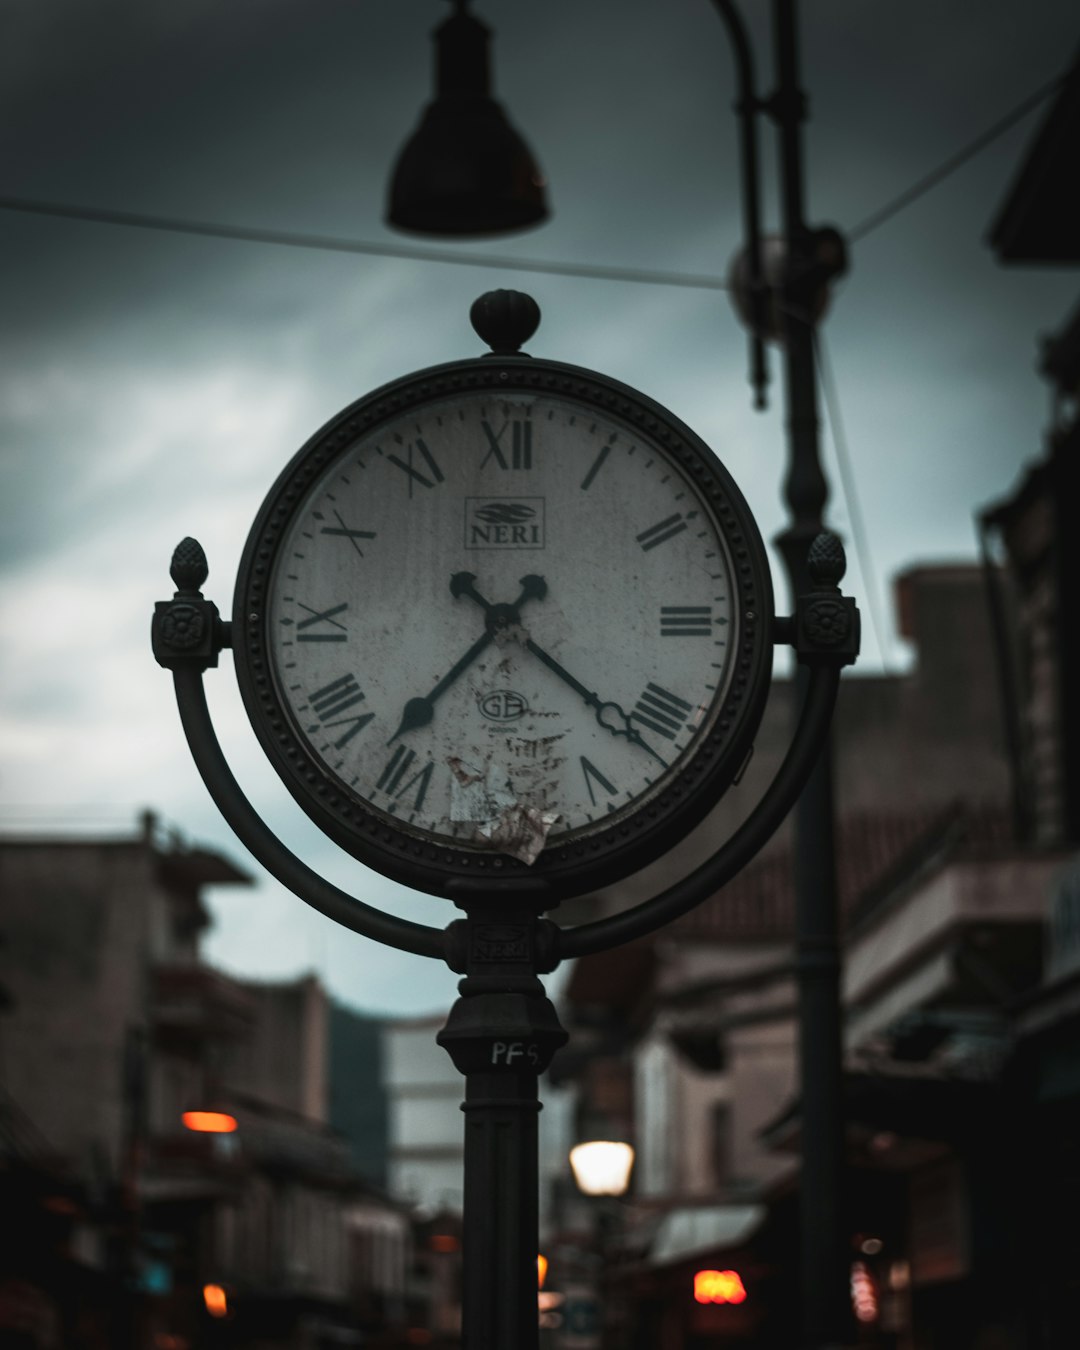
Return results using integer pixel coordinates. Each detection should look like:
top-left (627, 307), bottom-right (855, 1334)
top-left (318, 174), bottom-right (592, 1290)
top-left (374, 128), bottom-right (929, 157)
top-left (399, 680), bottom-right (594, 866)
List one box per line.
top-left (465, 498), bottom-right (546, 550)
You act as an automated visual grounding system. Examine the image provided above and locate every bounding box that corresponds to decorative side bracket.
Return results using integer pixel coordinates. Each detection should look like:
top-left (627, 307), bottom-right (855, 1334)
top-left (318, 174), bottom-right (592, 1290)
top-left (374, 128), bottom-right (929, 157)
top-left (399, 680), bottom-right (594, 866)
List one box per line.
top-left (152, 538), bottom-right (230, 671)
top-left (151, 532), bottom-right (855, 967)
top-left (796, 531), bottom-right (860, 667)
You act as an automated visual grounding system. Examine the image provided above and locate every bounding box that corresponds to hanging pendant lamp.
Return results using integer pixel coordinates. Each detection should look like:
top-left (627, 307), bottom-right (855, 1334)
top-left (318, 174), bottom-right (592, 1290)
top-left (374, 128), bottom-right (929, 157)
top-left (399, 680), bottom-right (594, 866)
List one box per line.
top-left (387, 0), bottom-right (549, 237)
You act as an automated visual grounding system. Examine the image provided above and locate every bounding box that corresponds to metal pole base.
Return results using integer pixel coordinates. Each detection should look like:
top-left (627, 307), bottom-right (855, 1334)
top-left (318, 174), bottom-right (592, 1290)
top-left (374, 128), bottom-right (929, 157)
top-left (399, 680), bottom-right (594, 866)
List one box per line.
top-left (438, 909), bottom-right (568, 1350)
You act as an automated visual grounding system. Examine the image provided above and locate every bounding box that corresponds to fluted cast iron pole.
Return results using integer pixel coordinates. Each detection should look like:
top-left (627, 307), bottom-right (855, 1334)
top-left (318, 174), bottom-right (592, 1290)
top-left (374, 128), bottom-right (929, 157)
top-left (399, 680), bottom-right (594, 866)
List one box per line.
top-left (768, 1), bottom-right (851, 1345)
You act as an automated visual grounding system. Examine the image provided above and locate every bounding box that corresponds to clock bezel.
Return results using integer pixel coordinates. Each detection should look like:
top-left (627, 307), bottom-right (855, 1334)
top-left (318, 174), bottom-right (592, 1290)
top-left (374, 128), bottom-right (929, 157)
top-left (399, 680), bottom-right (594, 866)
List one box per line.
top-left (232, 355), bottom-right (774, 906)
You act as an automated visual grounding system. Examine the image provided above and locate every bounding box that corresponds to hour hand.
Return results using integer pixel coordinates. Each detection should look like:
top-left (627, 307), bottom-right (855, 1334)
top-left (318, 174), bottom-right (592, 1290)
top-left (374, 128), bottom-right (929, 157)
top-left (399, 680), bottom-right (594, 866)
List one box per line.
top-left (386, 628), bottom-right (493, 743)
top-left (388, 696), bottom-right (437, 741)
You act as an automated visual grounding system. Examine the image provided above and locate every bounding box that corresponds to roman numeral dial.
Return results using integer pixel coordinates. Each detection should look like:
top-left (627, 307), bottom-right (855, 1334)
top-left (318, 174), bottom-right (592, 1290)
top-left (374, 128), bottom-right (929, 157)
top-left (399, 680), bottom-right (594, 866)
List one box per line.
top-left (259, 384), bottom-right (748, 863)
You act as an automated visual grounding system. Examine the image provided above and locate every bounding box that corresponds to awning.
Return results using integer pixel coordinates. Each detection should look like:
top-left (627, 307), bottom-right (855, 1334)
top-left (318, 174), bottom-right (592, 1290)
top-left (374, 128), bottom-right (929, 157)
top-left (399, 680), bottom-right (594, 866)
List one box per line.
top-left (139, 1176), bottom-right (233, 1203)
top-left (647, 1204), bottom-right (765, 1269)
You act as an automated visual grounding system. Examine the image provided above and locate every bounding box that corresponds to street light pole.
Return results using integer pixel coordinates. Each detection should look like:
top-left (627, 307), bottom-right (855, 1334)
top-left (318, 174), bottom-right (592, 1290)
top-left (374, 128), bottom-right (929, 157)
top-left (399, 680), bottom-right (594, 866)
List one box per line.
top-left (766, 3), bottom-right (850, 1344)
top-left (384, 3), bottom-right (854, 1338)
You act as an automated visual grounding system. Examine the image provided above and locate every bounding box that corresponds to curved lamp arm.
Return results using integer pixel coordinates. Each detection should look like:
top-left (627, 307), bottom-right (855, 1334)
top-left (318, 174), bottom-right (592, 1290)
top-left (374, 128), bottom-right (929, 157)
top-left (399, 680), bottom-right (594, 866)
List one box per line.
top-left (713, 0), bottom-right (768, 409)
top-left (173, 666), bottom-right (447, 961)
top-left (553, 661), bottom-right (838, 959)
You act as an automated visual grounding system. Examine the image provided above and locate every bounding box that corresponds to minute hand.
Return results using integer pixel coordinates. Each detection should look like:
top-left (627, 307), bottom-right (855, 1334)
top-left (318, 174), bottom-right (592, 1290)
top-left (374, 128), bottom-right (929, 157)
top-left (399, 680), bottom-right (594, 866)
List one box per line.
top-left (523, 639), bottom-right (668, 767)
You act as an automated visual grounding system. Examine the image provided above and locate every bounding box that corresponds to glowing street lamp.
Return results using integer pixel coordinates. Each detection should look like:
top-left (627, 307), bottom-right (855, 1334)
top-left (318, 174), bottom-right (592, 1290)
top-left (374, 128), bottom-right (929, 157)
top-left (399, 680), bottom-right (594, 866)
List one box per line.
top-left (203, 1283), bottom-right (229, 1318)
top-left (568, 1140), bottom-right (635, 1198)
top-left (181, 1110), bottom-right (238, 1134)
top-left (694, 1268), bottom-right (748, 1305)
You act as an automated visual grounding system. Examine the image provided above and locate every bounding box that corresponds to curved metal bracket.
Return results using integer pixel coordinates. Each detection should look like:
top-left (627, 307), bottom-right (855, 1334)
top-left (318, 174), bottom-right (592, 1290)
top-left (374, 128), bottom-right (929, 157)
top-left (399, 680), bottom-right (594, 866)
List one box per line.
top-left (552, 662), bottom-right (837, 959)
top-left (154, 532), bottom-right (855, 970)
top-left (171, 656), bottom-right (834, 969)
top-left (172, 666), bottom-right (447, 961)
top-left (553, 530), bottom-right (856, 957)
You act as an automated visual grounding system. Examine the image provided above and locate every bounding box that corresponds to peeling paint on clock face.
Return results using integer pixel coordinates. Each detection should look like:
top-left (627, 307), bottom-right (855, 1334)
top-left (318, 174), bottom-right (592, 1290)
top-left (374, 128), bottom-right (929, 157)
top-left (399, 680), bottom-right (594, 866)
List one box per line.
top-left (266, 391), bottom-right (738, 862)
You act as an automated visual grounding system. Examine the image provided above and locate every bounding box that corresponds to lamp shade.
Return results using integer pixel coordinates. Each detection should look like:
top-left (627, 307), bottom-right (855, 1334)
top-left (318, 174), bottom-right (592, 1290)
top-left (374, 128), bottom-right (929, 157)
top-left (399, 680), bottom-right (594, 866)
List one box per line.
top-left (387, 5), bottom-right (548, 237)
top-left (569, 1140), bottom-right (635, 1197)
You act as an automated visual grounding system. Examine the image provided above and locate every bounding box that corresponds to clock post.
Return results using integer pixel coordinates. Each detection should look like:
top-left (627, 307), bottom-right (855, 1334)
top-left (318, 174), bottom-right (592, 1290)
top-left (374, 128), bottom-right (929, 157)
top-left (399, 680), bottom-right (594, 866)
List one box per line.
top-left (438, 905), bottom-right (565, 1349)
top-left (152, 290), bottom-right (858, 1349)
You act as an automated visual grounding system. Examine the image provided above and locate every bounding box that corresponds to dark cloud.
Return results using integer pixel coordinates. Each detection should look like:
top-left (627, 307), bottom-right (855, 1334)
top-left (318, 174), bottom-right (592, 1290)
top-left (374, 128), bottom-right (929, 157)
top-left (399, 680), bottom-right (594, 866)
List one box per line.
top-left (1, 0), bottom-right (1077, 1012)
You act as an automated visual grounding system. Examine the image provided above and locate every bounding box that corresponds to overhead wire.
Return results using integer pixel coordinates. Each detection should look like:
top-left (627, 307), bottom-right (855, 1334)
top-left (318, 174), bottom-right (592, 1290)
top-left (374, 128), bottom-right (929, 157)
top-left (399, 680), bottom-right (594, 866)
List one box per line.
top-left (800, 66), bottom-right (1068, 675)
top-left (0, 63), bottom-right (1067, 683)
top-left (0, 193), bottom-right (728, 291)
top-left (0, 63), bottom-right (1068, 280)
top-left (847, 68), bottom-right (1068, 244)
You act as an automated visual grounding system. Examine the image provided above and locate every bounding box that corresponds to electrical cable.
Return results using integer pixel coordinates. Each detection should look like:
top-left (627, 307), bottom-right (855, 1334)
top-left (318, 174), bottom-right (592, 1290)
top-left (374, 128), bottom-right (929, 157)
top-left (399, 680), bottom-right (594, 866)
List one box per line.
top-left (0, 64), bottom-right (1065, 691)
top-left (0, 64), bottom-right (1069, 286)
top-left (846, 68), bottom-right (1068, 244)
top-left (0, 193), bottom-right (728, 291)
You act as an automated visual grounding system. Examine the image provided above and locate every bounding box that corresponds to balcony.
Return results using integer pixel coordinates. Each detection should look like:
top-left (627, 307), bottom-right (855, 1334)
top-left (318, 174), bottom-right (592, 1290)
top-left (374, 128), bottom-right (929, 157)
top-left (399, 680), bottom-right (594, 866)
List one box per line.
top-left (152, 963), bottom-right (257, 1047)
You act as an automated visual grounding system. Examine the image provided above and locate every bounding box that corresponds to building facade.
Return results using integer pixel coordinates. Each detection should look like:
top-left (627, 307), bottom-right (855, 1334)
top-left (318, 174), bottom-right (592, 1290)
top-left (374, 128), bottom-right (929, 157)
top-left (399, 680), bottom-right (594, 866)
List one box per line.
top-left (0, 814), bottom-right (412, 1350)
top-left (550, 55), bottom-right (1080, 1350)
top-left (550, 561), bottom-right (1042, 1349)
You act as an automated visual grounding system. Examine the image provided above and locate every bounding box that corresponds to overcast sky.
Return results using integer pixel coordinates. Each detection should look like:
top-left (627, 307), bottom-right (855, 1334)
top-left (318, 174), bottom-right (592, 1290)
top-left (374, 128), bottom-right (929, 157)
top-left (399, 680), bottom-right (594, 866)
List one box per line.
top-left (1, 0), bottom-right (1077, 1017)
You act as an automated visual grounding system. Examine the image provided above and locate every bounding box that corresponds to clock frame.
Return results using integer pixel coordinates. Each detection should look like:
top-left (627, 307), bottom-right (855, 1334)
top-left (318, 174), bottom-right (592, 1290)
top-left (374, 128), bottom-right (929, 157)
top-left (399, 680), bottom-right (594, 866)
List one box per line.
top-left (232, 354), bottom-right (774, 905)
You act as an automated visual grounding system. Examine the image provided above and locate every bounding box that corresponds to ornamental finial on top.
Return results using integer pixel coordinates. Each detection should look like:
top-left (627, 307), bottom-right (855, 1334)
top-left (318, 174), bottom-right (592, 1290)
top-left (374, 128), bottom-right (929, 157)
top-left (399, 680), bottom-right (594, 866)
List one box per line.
top-left (470, 290), bottom-right (541, 355)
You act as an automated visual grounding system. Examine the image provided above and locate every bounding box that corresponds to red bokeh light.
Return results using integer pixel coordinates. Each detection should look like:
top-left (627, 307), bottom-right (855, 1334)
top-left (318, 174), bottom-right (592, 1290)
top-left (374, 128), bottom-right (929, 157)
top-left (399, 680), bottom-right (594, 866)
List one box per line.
top-left (693, 1269), bottom-right (748, 1305)
top-left (182, 1111), bottom-right (238, 1134)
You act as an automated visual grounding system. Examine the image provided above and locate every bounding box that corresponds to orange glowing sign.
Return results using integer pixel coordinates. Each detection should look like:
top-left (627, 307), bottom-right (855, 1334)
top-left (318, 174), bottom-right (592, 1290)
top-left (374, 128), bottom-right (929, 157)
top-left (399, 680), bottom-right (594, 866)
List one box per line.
top-left (537, 1253), bottom-right (549, 1289)
top-left (850, 1261), bottom-right (878, 1323)
top-left (182, 1111), bottom-right (238, 1134)
top-left (203, 1284), bottom-right (228, 1318)
top-left (693, 1269), bottom-right (747, 1305)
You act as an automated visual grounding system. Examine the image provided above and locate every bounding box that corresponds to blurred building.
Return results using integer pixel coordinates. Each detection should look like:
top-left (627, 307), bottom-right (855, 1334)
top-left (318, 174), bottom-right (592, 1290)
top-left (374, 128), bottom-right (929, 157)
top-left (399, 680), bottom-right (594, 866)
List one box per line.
top-left (329, 1003), bottom-right (389, 1191)
top-left (550, 52), bottom-right (1080, 1350)
top-left (553, 558), bottom-right (1075, 1342)
top-left (0, 813), bottom-right (413, 1350)
top-left (380, 1015), bottom-right (464, 1343)
top-left (383, 1015), bottom-right (464, 1217)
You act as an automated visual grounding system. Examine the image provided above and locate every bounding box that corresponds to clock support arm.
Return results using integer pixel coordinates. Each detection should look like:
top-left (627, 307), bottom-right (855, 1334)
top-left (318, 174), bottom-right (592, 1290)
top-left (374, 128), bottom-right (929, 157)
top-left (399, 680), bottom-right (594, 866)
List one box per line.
top-left (556, 531), bottom-right (859, 959)
top-left (153, 541), bottom-right (565, 1348)
top-left (152, 539), bottom-right (447, 961)
top-left (555, 661), bottom-right (838, 958)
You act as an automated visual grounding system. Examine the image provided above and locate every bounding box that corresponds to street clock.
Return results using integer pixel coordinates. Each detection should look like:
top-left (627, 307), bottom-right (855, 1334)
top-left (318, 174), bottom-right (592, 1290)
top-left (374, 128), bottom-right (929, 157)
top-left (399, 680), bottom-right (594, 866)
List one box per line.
top-left (230, 291), bottom-right (774, 903)
top-left (154, 286), bottom-right (856, 1350)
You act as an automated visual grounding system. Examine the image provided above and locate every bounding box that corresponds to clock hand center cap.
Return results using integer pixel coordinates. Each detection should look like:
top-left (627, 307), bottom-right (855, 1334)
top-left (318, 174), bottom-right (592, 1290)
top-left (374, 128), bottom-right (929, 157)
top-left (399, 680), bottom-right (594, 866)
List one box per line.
top-left (450, 571), bottom-right (547, 644)
top-left (486, 601), bottom-right (529, 646)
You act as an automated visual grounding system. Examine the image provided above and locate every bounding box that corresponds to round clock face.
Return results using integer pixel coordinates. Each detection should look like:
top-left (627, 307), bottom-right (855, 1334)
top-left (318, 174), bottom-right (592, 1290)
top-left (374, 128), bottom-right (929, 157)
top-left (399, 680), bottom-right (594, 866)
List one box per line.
top-left (234, 360), bottom-right (772, 903)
